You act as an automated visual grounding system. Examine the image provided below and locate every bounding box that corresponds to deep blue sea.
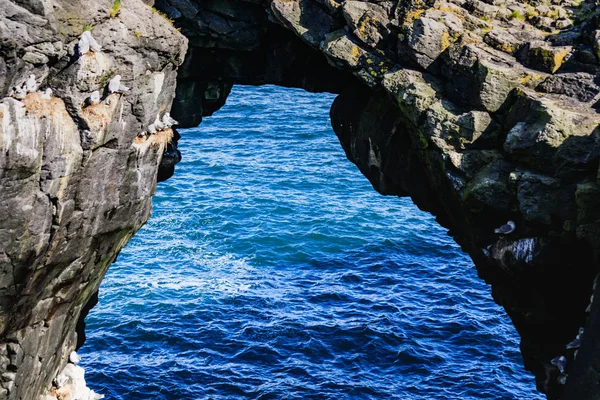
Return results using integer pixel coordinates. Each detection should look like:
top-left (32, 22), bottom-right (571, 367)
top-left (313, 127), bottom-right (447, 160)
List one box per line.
top-left (81, 85), bottom-right (541, 399)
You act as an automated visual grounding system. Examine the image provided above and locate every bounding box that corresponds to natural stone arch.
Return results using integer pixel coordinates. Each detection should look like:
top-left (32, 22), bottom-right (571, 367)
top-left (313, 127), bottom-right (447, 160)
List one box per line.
top-left (163, 2), bottom-right (600, 398)
top-left (0, 0), bottom-right (599, 399)
top-left (84, 82), bottom-right (536, 399)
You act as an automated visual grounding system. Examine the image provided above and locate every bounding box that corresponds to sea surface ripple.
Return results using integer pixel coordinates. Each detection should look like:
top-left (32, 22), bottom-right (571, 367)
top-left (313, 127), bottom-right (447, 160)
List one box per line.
top-left (82, 85), bottom-right (541, 399)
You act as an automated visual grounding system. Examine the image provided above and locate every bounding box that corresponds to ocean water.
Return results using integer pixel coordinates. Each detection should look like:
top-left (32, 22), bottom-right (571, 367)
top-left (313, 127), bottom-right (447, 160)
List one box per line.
top-left (81, 85), bottom-right (542, 399)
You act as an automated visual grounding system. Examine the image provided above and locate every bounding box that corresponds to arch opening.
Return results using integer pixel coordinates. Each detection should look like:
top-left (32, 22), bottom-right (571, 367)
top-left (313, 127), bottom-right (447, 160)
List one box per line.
top-left (79, 85), bottom-right (539, 399)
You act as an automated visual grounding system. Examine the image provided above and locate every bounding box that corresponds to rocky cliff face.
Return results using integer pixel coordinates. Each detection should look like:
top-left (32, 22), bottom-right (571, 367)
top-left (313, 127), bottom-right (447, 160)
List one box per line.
top-left (1, 0), bottom-right (599, 399)
top-left (0, 0), bottom-right (186, 398)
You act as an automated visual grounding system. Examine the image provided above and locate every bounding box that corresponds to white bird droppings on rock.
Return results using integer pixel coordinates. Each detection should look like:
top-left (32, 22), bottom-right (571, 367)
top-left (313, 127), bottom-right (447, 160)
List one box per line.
top-left (558, 373), bottom-right (567, 385)
top-left (551, 355), bottom-right (567, 374)
top-left (511, 238), bottom-right (535, 263)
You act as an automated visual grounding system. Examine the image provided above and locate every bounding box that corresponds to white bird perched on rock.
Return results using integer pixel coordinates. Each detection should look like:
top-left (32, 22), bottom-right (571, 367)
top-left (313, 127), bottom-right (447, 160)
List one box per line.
top-left (78, 32), bottom-right (90, 55)
top-left (147, 124), bottom-right (157, 135)
top-left (162, 112), bottom-right (178, 128)
top-left (494, 221), bottom-right (515, 235)
top-left (25, 74), bottom-right (37, 93)
top-left (551, 355), bottom-right (567, 374)
top-left (108, 75), bottom-right (129, 94)
top-left (566, 327), bottom-right (584, 349)
top-left (154, 113), bottom-right (166, 131)
top-left (54, 373), bottom-right (68, 388)
top-left (88, 90), bottom-right (101, 105)
top-left (108, 75), bottom-right (120, 93)
top-left (69, 351), bottom-right (81, 364)
top-left (566, 337), bottom-right (581, 349)
top-left (83, 31), bottom-right (102, 52)
top-left (40, 88), bottom-right (52, 100)
top-left (137, 131), bottom-right (147, 138)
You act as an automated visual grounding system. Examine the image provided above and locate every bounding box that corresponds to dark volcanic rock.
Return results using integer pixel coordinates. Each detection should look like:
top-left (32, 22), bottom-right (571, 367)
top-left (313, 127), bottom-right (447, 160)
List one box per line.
top-left (0, 0), bottom-right (187, 398)
top-left (1, 0), bottom-right (600, 399)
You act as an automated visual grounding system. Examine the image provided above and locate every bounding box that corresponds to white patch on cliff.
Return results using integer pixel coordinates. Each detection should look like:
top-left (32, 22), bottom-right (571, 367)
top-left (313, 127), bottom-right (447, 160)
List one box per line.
top-left (511, 238), bottom-right (536, 263)
top-left (0, 98), bottom-right (42, 160)
top-left (367, 138), bottom-right (381, 169)
top-left (45, 356), bottom-right (105, 400)
top-left (0, 102), bottom-right (11, 151)
top-left (153, 72), bottom-right (165, 102)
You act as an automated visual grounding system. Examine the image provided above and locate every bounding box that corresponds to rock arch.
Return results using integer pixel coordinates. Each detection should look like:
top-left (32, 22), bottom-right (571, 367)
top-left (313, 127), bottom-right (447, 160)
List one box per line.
top-left (0, 0), bottom-right (599, 399)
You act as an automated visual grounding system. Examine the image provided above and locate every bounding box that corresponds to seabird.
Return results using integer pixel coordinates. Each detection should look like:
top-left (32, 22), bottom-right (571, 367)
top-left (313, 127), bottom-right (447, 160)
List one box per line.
top-left (566, 337), bottom-right (581, 349)
top-left (154, 113), bottom-right (166, 131)
top-left (69, 351), bottom-right (81, 365)
top-left (108, 75), bottom-right (128, 94)
top-left (54, 373), bottom-right (68, 388)
top-left (83, 31), bottom-right (102, 52)
top-left (25, 74), bottom-right (37, 93)
top-left (88, 90), bottom-right (101, 105)
top-left (494, 221), bottom-right (515, 234)
top-left (566, 327), bottom-right (584, 349)
top-left (147, 124), bottom-right (157, 134)
top-left (162, 112), bottom-right (178, 128)
top-left (551, 355), bottom-right (567, 374)
top-left (40, 88), bottom-right (52, 100)
top-left (78, 32), bottom-right (90, 55)
top-left (137, 131), bottom-right (146, 138)
top-left (108, 75), bottom-right (121, 93)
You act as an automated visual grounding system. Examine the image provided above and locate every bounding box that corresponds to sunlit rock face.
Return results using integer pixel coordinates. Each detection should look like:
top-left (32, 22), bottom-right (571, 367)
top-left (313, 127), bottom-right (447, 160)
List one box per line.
top-left (0, 0), bottom-right (187, 398)
top-left (1, 0), bottom-right (600, 399)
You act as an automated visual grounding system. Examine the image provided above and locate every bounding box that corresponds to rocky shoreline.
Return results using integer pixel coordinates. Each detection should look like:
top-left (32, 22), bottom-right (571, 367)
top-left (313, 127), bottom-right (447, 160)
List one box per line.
top-left (1, 0), bottom-right (600, 398)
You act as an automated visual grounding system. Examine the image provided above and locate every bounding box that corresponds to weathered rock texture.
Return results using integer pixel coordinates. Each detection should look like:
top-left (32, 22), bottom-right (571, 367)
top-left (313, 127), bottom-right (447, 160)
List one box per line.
top-left (1, 0), bottom-right (600, 399)
top-left (160, 1), bottom-right (600, 396)
top-left (0, 0), bottom-right (187, 398)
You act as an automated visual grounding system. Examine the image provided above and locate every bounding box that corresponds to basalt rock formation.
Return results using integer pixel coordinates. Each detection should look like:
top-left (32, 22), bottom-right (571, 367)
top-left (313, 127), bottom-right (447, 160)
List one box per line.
top-left (1, 0), bottom-right (600, 399)
top-left (0, 0), bottom-right (187, 398)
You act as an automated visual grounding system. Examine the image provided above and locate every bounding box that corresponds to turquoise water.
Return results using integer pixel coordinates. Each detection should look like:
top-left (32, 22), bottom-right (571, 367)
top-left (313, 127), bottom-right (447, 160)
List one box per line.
top-left (81, 85), bottom-right (541, 399)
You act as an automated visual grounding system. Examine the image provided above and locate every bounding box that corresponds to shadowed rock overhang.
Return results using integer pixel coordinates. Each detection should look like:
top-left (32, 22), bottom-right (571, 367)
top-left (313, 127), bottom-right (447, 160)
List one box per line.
top-left (1, 0), bottom-right (600, 399)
